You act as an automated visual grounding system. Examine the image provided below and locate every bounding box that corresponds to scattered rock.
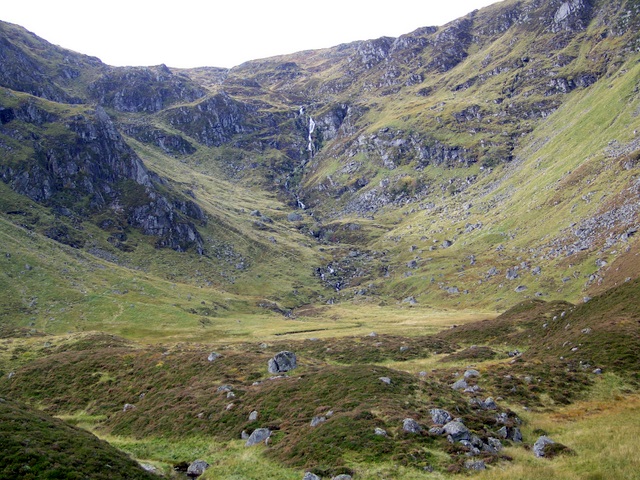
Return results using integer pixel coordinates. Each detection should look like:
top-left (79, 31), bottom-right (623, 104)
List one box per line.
top-left (217, 385), bottom-right (233, 393)
top-left (464, 459), bottom-right (486, 470)
top-left (451, 379), bottom-right (468, 390)
top-left (515, 285), bottom-right (528, 292)
top-left (443, 420), bottom-right (471, 442)
top-left (331, 475), bottom-right (352, 480)
top-left (486, 437), bottom-right (503, 452)
top-left (593, 368), bottom-right (602, 374)
top-left (123, 403), bottom-right (136, 412)
top-left (534, 436), bottom-right (555, 457)
top-left (268, 351), bottom-right (297, 373)
top-left (402, 418), bottom-right (422, 433)
top-left (498, 426), bottom-right (523, 442)
top-left (464, 369), bottom-right (480, 379)
top-left (483, 397), bottom-right (497, 410)
top-left (245, 428), bottom-right (271, 446)
top-left (207, 352), bottom-right (221, 362)
top-left (402, 296), bottom-right (417, 305)
top-left (374, 427), bottom-right (388, 436)
top-left (430, 408), bottom-right (453, 425)
top-left (379, 376), bottom-right (392, 384)
top-left (288, 212), bottom-right (303, 222)
top-left (187, 459), bottom-right (209, 477)
top-left (303, 473), bottom-right (321, 480)
top-left (249, 410), bottom-right (258, 421)
top-left (310, 416), bottom-right (327, 427)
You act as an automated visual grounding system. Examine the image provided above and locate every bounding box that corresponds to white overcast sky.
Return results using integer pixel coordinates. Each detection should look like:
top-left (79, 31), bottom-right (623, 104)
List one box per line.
top-left (2, 1), bottom-right (501, 69)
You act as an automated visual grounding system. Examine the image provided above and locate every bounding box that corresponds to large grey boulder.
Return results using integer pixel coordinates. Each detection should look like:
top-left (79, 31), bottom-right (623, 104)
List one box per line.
top-left (402, 418), bottom-right (422, 433)
top-left (534, 436), bottom-right (555, 457)
top-left (245, 428), bottom-right (271, 446)
top-left (331, 475), bottom-right (352, 480)
top-left (451, 379), bottom-right (468, 390)
top-left (268, 351), bottom-right (297, 373)
top-left (443, 420), bottom-right (471, 442)
top-left (303, 473), bottom-right (321, 480)
top-left (187, 459), bottom-right (209, 477)
top-left (430, 408), bottom-right (452, 425)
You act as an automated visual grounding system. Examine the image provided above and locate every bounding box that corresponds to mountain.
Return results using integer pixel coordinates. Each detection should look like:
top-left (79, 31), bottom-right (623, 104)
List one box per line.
top-left (1, 1), bottom-right (640, 478)
top-left (2, 0), bottom-right (640, 327)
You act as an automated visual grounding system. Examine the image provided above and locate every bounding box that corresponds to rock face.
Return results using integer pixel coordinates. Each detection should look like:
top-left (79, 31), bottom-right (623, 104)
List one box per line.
top-left (88, 64), bottom-right (206, 113)
top-left (245, 428), bottom-right (271, 446)
top-left (268, 351), bottom-right (298, 373)
top-left (0, 99), bottom-right (206, 253)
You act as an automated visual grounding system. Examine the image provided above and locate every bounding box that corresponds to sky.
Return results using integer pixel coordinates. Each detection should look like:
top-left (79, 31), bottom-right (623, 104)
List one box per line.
top-left (2, 0), bottom-right (502, 69)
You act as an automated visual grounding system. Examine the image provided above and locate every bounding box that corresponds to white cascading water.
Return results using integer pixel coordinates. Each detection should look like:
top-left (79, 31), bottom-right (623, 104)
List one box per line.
top-left (307, 117), bottom-right (316, 153)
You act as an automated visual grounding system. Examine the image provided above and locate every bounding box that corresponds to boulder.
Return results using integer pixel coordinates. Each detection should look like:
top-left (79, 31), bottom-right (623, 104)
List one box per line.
top-left (187, 459), bottom-right (209, 477)
top-left (123, 403), bottom-right (136, 412)
top-left (379, 376), bottom-right (392, 384)
top-left (443, 420), bottom-right (471, 442)
top-left (303, 473), bottom-right (321, 480)
top-left (310, 416), bottom-right (327, 427)
top-left (331, 475), bottom-right (352, 480)
top-left (402, 418), bottom-right (422, 433)
top-left (207, 352), bottom-right (221, 362)
top-left (483, 397), bottom-right (497, 410)
top-left (288, 212), bottom-right (303, 222)
top-left (268, 351), bottom-right (297, 373)
top-left (451, 379), bottom-right (468, 390)
top-left (464, 369), bottom-right (480, 379)
top-left (245, 428), bottom-right (271, 446)
top-left (429, 408), bottom-right (452, 425)
top-left (374, 427), bottom-right (388, 436)
top-left (534, 436), bottom-right (555, 457)
top-left (249, 410), bottom-right (258, 421)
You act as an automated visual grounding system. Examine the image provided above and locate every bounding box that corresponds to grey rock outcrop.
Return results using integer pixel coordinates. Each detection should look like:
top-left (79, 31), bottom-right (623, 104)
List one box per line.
top-left (268, 351), bottom-right (297, 373)
top-left (186, 459), bottom-right (209, 477)
top-left (429, 408), bottom-right (452, 425)
top-left (402, 418), bottom-right (422, 433)
top-left (451, 379), bottom-right (468, 390)
top-left (245, 428), bottom-right (271, 446)
top-left (443, 420), bottom-right (471, 442)
top-left (534, 436), bottom-right (555, 457)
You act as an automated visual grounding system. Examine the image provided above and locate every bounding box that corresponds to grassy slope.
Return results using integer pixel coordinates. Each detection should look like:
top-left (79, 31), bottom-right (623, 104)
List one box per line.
top-left (0, 397), bottom-right (156, 480)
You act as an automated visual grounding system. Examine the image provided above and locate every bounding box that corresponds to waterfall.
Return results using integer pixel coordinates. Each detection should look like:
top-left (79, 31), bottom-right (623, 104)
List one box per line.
top-left (307, 117), bottom-right (316, 153)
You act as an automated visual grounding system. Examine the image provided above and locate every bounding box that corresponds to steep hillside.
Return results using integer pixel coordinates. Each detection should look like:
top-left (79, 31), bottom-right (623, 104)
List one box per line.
top-left (1, 1), bottom-right (640, 477)
top-left (2, 0), bottom-right (639, 323)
